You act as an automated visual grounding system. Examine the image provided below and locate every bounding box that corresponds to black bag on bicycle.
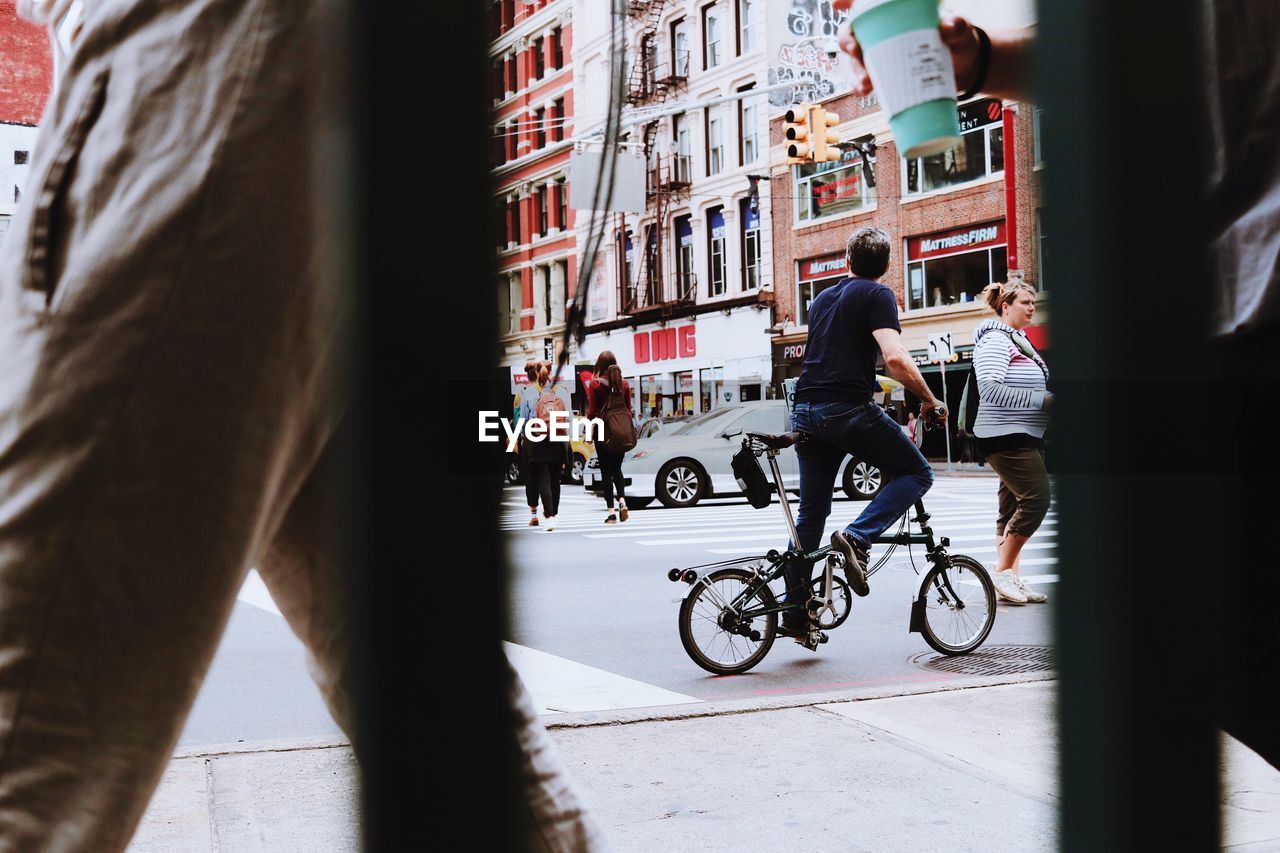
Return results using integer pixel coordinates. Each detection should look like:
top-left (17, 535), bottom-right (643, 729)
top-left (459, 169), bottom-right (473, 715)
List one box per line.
top-left (732, 440), bottom-right (773, 509)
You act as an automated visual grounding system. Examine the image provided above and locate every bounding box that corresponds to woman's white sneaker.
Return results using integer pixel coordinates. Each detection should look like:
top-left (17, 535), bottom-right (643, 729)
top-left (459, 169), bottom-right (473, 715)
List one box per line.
top-left (1016, 575), bottom-right (1047, 603)
top-left (993, 570), bottom-right (1028, 604)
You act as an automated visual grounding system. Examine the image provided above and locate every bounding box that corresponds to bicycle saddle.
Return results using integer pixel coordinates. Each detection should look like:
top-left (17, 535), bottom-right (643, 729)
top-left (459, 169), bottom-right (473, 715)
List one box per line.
top-left (747, 431), bottom-right (799, 449)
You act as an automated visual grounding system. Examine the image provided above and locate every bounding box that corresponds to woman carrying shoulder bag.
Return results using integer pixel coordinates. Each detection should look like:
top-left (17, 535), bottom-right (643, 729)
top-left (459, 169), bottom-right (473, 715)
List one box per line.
top-left (586, 351), bottom-right (635, 524)
top-left (973, 281), bottom-right (1054, 605)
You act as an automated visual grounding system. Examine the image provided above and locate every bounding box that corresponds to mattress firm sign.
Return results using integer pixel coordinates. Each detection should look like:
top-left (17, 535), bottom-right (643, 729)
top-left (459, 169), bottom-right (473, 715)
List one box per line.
top-left (908, 221), bottom-right (1006, 261)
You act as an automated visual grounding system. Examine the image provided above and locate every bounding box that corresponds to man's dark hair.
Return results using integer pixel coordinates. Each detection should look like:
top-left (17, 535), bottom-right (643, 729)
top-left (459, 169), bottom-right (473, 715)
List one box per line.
top-left (846, 227), bottom-right (891, 279)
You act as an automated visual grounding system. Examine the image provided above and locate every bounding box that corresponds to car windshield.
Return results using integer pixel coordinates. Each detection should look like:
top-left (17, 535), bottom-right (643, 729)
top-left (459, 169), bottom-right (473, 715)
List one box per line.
top-left (668, 407), bottom-right (740, 436)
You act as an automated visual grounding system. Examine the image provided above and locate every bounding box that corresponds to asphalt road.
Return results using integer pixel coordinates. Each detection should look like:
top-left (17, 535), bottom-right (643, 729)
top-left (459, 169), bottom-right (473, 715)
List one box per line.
top-left (177, 474), bottom-right (1054, 745)
top-left (505, 475), bottom-right (1055, 703)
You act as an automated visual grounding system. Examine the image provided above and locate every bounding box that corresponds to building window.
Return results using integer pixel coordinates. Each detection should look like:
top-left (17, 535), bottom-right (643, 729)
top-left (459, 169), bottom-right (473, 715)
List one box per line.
top-left (533, 37), bottom-right (545, 78)
top-left (503, 275), bottom-right (521, 334)
top-left (738, 86), bottom-right (757, 165)
top-left (795, 149), bottom-right (875, 223)
top-left (673, 113), bottom-right (692, 183)
top-left (905, 98), bottom-right (1004, 196)
top-left (535, 189), bottom-right (547, 236)
top-left (552, 97), bottom-right (565, 141)
top-left (740, 198), bottom-right (761, 291)
top-left (534, 107), bottom-right (546, 149)
top-left (552, 26), bottom-right (564, 69)
top-left (506, 52), bottom-right (517, 94)
top-left (1033, 106), bottom-right (1044, 166)
top-left (542, 266), bottom-right (553, 327)
top-left (557, 179), bottom-right (568, 229)
top-left (1037, 208), bottom-right (1047, 291)
top-left (671, 19), bottom-right (690, 77)
top-left (703, 5), bottom-right (721, 70)
top-left (505, 121), bottom-right (517, 162)
top-left (674, 214), bottom-right (695, 301)
top-left (905, 222), bottom-right (1008, 310)
top-left (736, 0), bottom-right (754, 54)
top-left (511, 196), bottom-right (522, 244)
top-left (707, 207), bottom-right (726, 297)
top-left (493, 57), bottom-right (505, 101)
top-left (707, 112), bottom-right (724, 176)
top-left (495, 198), bottom-right (507, 248)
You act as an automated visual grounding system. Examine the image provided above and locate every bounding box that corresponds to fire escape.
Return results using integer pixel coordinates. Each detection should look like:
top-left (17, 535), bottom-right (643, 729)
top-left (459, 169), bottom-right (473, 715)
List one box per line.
top-left (616, 0), bottom-right (694, 320)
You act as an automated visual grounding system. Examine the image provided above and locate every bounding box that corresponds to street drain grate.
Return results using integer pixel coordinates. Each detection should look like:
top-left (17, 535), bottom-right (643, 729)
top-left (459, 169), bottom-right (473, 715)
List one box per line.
top-left (911, 644), bottom-right (1056, 677)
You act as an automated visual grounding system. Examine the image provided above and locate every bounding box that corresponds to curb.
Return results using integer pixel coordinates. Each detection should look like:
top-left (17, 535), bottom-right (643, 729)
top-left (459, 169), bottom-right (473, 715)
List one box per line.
top-left (543, 671), bottom-right (1055, 730)
top-left (171, 736), bottom-right (352, 761)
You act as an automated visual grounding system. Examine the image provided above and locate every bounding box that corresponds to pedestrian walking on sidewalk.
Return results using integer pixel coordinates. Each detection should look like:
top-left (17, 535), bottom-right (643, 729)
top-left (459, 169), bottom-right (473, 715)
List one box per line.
top-left (972, 281), bottom-right (1054, 604)
top-left (0, 2), bottom-right (607, 848)
top-left (586, 351), bottom-right (635, 524)
top-left (523, 364), bottom-right (572, 531)
top-left (516, 360), bottom-right (546, 526)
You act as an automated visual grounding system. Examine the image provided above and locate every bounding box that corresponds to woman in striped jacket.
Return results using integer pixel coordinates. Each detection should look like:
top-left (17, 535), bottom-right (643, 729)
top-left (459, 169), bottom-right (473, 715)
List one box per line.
top-left (972, 281), bottom-right (1054, 605)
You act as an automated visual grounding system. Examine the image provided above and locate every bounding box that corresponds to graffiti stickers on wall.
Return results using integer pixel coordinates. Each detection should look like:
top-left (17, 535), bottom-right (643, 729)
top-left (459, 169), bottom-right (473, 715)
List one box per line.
top-left (766, 0), bottom-right (860, 110)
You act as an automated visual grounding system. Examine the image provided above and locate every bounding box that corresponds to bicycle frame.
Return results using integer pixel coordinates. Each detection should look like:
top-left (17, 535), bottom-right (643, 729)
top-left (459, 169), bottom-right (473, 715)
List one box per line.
top-left (710, 444), bottom-right (959, 632)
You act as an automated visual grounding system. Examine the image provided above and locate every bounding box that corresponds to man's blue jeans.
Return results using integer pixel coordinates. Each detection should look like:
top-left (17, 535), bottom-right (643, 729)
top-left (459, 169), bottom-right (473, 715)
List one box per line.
top-left (785, 401), bottom-right (934, 605)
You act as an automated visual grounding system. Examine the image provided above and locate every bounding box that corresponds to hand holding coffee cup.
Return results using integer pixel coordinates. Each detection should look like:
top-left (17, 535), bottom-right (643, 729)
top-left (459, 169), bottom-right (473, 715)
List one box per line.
top-left (833, 4), bottom-right (987, 99)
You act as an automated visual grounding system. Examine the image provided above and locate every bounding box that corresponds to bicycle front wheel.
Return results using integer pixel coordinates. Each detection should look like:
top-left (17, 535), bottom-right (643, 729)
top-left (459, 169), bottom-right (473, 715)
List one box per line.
top-left (678, 567), bottom-right (778, 675)
top-left (917, 554), bottom-right (996, 655)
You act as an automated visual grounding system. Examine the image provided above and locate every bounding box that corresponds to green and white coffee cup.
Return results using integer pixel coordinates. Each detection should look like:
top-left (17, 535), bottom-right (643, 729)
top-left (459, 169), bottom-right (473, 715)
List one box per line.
top-left (850, 0), bottom-right (961, 158)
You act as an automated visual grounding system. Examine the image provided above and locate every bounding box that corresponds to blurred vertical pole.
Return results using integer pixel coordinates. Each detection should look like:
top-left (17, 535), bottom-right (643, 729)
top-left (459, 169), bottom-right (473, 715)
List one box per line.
top-left (324, 0), bottom-right (512, 848)
top-left (1041, 1), bottom-right (1219, 850)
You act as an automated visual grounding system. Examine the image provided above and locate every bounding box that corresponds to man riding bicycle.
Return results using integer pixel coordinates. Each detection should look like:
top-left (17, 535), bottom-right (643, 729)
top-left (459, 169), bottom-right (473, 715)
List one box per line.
top-left (784, 227), bottom-right (947, 636)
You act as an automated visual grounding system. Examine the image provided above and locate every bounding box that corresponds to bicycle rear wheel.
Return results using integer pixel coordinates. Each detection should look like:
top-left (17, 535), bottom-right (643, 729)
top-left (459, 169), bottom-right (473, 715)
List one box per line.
top-left (678, 567), bottom-right (778, 675)
top-left (917, 554), bottom-right (996, 655)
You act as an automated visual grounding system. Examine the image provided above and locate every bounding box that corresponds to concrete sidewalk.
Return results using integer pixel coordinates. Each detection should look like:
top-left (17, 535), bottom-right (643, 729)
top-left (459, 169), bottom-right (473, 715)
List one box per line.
top-left (129, 679), bottom-right (1280, 851)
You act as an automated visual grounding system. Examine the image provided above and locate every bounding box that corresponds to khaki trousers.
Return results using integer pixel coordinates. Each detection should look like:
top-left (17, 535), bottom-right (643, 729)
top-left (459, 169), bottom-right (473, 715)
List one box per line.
top-left (0, 0), bottom-right (344, 848)
top-left (986, 446), bottom-right (1052, 539)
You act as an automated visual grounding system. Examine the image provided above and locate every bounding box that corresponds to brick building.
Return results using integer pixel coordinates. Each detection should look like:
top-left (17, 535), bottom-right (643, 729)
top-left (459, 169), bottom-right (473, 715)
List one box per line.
top-left (0, 0), bottom-right (52, 245)
top-left (767, 88), bottom-right (1047, 459)
top-left (490, 0), bottom-right (577, 398)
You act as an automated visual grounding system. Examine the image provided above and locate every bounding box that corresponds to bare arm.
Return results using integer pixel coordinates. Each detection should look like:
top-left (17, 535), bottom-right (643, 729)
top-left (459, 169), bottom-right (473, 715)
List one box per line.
top-left (872, 328), bottom-right (947, 421)
top-left (833, 2), bottom-right (1036, 103)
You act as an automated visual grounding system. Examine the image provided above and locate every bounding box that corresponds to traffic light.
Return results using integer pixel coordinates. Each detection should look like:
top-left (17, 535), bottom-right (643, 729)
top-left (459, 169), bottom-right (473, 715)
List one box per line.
top-left (810, 108), bottom-right (842, 162)
top-left (783, 104), bottom-right (811, 164)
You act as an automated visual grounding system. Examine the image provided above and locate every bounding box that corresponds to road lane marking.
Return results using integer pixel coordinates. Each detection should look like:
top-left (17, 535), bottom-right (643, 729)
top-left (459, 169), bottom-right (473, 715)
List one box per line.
top-left (503, 642), bottom-right (701, 715)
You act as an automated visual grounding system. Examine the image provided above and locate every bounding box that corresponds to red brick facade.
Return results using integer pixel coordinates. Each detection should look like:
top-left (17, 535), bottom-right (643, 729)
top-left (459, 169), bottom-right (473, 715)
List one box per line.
top-left (0, 0), bottom-right (52, 126)
top-left (769, 93), bottom-right (1044, 329)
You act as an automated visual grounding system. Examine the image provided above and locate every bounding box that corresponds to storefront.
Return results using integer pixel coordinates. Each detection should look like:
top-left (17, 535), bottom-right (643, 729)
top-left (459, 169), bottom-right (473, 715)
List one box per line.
top-left (905, 221), bottom-right (1008, 311)
top-left (771, 338), bottom-right (808, 392)
top-left (578, 307), bottom-right (773, 419)
top-left (794, 252), bottom-right (849, 326)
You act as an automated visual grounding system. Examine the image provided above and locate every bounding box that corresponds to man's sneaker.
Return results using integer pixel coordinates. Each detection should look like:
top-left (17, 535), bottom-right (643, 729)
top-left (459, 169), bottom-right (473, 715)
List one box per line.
top-left (993, 570), bottom-right (1028, 604)
top-left (778, 610), bottom-right (814, 638)
top-left (528, 515), bottom-right (539, 527)
top-left (1016, 575), bottom-right (1047, 603)
top-left (830, 531), bottom-right (870, 597)
top-left (544, 516), bottom-right (557, 532)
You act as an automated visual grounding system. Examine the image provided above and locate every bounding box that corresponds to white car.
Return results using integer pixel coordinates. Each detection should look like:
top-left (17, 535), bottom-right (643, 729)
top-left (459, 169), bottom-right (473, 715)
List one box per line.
top-left (582, 400), bottom-right (884, 509)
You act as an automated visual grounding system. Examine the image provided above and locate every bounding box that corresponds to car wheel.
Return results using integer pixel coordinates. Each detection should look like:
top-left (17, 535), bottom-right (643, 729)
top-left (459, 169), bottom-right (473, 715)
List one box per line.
top-left (566, 453), bottom-right (586, 485)
top-left (842, 459), bottom-right (883, 500)
top-left (624, 496), bottom-right (654, 510)
top-left (656, 460), bottom-right (705, 508)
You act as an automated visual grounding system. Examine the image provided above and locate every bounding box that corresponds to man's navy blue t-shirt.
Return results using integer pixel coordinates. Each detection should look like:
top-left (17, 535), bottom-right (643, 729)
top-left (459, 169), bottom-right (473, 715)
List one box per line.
top-left (795, 277), bottom-right (901, 404)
